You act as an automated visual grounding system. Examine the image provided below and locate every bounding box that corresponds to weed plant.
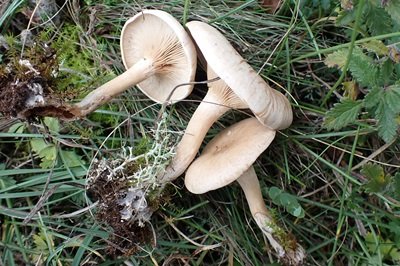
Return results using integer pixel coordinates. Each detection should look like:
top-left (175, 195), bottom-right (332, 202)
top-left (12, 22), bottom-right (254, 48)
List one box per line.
top-left (0, 0), bottom-right (400, 265)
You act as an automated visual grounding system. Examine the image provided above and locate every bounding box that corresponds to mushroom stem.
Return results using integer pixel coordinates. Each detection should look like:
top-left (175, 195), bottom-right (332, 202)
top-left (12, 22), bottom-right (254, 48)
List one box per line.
top-left (72, 58), bottom-right (155, 117)
top-left (236, 166), bottom-right (271, 219)
top-left (237, 166), bottom-right (306, 266)
top-left (160, 90), bottom-right (230, 183)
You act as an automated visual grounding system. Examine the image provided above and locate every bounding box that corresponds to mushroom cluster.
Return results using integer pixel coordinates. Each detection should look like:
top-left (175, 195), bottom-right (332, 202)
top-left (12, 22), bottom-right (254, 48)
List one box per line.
top-left (168, 21), bottom-right (306, 265)
top-left (85, 10), bottom-right (304, 265)
top-left (44, 9), bottom-right (303, 265)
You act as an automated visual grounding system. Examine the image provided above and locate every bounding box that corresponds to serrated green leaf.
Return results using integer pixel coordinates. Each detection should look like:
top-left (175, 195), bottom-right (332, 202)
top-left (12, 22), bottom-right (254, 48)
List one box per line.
top-left (348, 48), bottom-right (379, 87)
top-left (325, 49), bottom-right (348, 69)
top-left (389, 248), bottom-right (400, 261)
top-left (366, 4), bottom-right (392, 35)
top-left (361, 164), bottom-right (391, 193)
top-left (61, 150), bottom-right (84, 168)
top-left (379, 59), bottom-right (395, 85)
top-left (376, 97), bottom-right (398, 142)
top-left (384, 84), bottom-right (400, 113)
top-left (364, 87), bottom-right (383, 109)
top-left (324, 99), bottom-right (363, 130)
top-left (385, 0), bottom-right (400, 22)
top-left (362, 40), bottom-right (389, 56)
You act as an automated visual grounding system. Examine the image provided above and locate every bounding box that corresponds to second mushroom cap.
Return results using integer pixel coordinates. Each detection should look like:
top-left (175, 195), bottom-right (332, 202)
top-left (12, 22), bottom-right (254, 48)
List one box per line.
top-left (185, 117), bottom-right (276, 194)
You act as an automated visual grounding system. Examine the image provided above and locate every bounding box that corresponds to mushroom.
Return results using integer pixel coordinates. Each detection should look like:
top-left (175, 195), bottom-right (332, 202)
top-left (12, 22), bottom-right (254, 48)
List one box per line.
top-left (185, 117), bottom-right (306, 265)
top-left (19, 10), bottom-right (197, 120)
top-left (71, 10), bottom-right (197, 117)
top-left (159, 21), bottom-right (292, 182)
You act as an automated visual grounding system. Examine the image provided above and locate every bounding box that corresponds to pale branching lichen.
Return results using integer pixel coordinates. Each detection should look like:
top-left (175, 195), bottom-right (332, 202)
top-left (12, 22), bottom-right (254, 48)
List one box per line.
top-left (87, 113), bottom-right (181, 228)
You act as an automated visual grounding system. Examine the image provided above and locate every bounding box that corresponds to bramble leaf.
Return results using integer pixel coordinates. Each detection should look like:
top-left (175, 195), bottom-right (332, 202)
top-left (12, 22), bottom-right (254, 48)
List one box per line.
top-left (324, 99), bottom-right (363, 130)
top-left (348, 47), bottom-right (379, 87)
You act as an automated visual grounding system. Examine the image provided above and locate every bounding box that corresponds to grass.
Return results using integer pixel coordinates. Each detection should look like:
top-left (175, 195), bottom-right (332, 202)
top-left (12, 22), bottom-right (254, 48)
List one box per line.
top-left (1, 0), bottom-right (400, 265)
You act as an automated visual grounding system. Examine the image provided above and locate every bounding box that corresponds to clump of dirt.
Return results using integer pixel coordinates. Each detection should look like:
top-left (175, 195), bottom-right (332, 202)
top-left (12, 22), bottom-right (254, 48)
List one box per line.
top-left (0, 37), bottom-right (79, 121)
top-left (86, 120), bottom-right (178, 257)
top-left (87, 158), bottom-right (156, 256)
top-left (87, 117), bottom-right (180, 256)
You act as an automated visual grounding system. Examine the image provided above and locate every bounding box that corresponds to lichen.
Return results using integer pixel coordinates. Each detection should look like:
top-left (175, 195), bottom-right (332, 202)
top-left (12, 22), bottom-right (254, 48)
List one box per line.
top-left (86, 113), bottom-right (181, 256)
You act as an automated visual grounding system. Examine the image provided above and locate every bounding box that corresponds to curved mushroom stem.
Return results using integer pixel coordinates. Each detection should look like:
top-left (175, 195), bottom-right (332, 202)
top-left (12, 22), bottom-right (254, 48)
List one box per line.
top-left (237, 166), bottom-right (306, 266)
top-left (160, 90), bottom-right (230, 183)
top-left (71, 58), bottom-right (155, 117)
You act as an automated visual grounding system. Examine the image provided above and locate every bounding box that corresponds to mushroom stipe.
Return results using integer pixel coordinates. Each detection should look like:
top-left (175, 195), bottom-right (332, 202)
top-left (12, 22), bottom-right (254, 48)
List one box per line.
top-left (185, 118), bottom-right (306, 265)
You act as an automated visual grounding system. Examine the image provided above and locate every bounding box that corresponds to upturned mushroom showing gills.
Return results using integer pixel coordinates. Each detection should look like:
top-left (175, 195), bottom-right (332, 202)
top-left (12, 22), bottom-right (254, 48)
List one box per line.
top-left (185, 117), bottom-right (306, 266)
top-left (71, 10), bottom-right (197, 117)
top-left (159, 21), bottom-right (292, 183)
top-left (12, 10), bottom-right (197, 120)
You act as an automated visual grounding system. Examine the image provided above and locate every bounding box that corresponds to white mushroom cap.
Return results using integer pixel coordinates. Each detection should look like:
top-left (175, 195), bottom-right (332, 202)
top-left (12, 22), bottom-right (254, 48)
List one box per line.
top-left (185, 117), bottom-right (276, 194)
top-left (186, 21), bottom-right (292, 130)
top-left (121, 10), bottom-right (197, 103)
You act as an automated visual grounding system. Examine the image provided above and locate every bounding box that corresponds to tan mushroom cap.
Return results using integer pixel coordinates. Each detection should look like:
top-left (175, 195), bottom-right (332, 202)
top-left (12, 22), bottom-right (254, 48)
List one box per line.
top-left (121, 10), bottom-right (197, 103)
top-left (186, 21), bottom-right (292, 130)
top-left (185, 117), bottom-right (276, 194)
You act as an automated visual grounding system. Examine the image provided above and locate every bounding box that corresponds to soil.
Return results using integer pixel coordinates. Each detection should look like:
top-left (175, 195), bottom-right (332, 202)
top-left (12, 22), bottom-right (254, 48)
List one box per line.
top-left (87, 159), bottom-right (155, 257)
top-left (0, 43), bottom-right (78, 121)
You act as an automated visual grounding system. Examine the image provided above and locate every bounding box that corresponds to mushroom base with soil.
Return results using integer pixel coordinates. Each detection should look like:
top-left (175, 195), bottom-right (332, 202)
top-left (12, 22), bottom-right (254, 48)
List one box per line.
top-left (86, 115), bottom-right (180, 255)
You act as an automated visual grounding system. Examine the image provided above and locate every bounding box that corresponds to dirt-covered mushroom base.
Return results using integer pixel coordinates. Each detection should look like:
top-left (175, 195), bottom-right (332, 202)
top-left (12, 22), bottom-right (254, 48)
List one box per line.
top-left (0, 38), bottom-right (78, 121)
top-left (86, 156), bottom-right (170, 257)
